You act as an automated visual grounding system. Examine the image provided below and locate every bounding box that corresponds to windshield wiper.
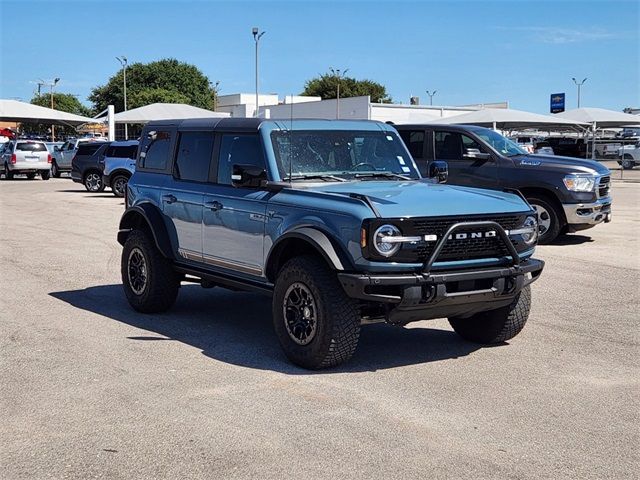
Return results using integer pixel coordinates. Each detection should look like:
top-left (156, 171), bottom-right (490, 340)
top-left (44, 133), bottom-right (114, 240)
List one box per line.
top-left (352, 172), bottom-right (412, 180)
top-left (283, 173), bottom-right (347, 182)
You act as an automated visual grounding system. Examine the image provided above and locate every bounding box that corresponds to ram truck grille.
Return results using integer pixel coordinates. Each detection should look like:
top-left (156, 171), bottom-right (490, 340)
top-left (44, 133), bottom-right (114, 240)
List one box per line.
top-left (598, 176), bottom-right (610, 198)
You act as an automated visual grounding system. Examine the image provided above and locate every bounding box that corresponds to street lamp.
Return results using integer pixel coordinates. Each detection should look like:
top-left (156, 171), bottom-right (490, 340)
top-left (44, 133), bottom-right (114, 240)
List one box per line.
top-left (47, 77), bottom-right (60, 141)
top-left (211, 80), bottom-right (220, 111)
top-left (116, 56), bottom-right (128, 139)
top-left (572, 77), bottom-right (587, 108)
top-left (425, 90), bottom-right (437, 106)
top-left (330, 67), bottom-right (349, 119)
top-left (252, 27), bottom-right (265, 118)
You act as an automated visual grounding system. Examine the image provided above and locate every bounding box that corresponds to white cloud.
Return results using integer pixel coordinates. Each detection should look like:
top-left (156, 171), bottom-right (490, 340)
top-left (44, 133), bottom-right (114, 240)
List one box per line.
top-left (501, 26), bottom-right (622, 44)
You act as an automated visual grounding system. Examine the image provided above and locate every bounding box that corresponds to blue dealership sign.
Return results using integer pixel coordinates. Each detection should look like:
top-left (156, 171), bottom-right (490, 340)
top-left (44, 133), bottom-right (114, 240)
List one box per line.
top-left (550, 93), bottom-right (565, 114)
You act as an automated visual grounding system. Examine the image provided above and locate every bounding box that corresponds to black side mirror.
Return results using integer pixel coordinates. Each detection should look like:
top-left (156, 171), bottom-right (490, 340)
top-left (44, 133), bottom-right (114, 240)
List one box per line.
top-left (429, 160), bottom-right (448, 183)
top-left (463, 148), bottom-right (492, 161)
top-left (232, 164), bottom-right (267, 188)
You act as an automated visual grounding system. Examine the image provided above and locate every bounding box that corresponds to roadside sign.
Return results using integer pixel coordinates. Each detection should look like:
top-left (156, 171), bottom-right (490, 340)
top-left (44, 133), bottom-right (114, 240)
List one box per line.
top-left (550, 93), bottom-right (565, 114)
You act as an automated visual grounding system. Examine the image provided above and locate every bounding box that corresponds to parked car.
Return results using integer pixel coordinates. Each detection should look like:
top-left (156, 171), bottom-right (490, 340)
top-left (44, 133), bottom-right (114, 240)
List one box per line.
top-left (395, 124), bottom-right (612, 244)
top-left (52, 137), bottom-right (107, 178)
top-left (1, 140), bottom-right (52, 180)
top-left (101, 140), bottom-right (139, 197)
top-left (533, 141), bottom-right (554, 155)
top-left (617, 141), bottom-right (640, 169)
top-left (117, 118), bottom-right (544, 369)
top-left (545, 137), bottom-right (587, 158)
top-left (71, 142), bottom-right (111, 191)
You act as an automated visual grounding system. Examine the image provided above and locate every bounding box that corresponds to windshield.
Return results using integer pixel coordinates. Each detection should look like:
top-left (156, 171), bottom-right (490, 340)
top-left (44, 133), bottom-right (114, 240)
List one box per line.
top-left (475, 129), bottom-right (527, 157)
top-left (271, 130), bottom-right (420, 180)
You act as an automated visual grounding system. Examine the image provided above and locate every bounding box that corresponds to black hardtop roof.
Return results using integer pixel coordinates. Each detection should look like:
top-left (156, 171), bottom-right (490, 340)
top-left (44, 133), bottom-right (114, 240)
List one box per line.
top-left (144, 117), bottom-right (265, 132)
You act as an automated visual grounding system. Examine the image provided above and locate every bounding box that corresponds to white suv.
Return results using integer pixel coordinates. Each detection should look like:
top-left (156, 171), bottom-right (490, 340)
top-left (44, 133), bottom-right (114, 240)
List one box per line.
top-left (1, 140), bottom-right (52, 180)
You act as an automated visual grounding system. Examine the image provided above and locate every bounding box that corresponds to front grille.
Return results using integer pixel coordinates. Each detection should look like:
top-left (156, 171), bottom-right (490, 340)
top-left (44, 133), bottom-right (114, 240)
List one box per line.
top-left (404, 214), bottom-right (525, 262)
top-left (598, 176), bottom-right (610, 198)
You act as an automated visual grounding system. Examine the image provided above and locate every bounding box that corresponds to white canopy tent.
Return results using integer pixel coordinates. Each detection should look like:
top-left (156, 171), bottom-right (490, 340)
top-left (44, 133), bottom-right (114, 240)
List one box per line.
top-left (0, 99), bottom-right (95, 126)
top-left (424, 107), bottom-right (588, 131)
top-left (100, 103), bottom-right (229, 124)
top-left (554, 107), bottom-right (640, 128)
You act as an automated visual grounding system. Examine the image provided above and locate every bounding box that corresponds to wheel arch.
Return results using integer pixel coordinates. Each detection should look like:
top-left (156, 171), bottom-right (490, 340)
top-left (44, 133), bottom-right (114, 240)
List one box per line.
top-left (518, 186), bottom-right (567, 225)
top-left (109, 168), bottom-right (132, 180)
top-left (117, 204), bottom-right (174, 259)
top-left (265, 227), bottom-right (353, 283)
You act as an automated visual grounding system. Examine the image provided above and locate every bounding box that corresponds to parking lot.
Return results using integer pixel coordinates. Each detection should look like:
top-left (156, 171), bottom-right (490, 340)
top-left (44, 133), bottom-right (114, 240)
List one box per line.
top-left (1, 177), bottom-right (638, 479)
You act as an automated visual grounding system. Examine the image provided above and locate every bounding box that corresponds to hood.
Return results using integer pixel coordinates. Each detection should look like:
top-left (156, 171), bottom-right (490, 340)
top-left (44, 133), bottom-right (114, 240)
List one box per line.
top-left (305, 180), bottom-right (530, 218)
top-left (516, 154), bottom-right (610, 176)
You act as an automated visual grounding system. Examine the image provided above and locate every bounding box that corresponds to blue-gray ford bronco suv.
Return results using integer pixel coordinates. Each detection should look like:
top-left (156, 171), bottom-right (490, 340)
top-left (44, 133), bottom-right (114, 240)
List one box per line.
top-left (118, 118), bottom-right (544, 369)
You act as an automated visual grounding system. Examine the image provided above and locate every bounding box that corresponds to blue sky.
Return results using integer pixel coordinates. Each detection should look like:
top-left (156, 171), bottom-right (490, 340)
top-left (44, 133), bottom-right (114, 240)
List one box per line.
top-left (1, 0), bottom-right (638, 113)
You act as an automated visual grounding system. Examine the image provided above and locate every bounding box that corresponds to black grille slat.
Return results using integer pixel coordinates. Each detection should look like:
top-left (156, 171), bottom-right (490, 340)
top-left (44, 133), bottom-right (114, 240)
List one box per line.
top-left (404, 214), bottom-right (524, 262)
top-left (598, 176), bottom-right (610, 198)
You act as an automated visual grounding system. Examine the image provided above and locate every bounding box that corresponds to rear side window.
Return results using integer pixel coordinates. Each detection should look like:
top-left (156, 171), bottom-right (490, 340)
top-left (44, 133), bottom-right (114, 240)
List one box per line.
top-left (16, 142), bottom-right (46, 152)
top-left (140, 130), bottom-right (172, 170)
top-left (77, 143), bottom-right (104, 156)
top-left (174, 132), bottom-right (214, 182)
top-left (106, 145), bottom-right (138, 159)
top-left (398, 130), bottom-right (425, 159)
top-left (217, 134), bottom-right (265, 185)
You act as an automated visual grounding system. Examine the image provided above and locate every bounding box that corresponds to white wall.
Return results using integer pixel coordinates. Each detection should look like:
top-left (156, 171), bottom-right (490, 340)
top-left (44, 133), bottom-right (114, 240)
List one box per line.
top-left (370, 103), bottom-right (482, 124)
top-left (264, 96), bottom-right (372, 120)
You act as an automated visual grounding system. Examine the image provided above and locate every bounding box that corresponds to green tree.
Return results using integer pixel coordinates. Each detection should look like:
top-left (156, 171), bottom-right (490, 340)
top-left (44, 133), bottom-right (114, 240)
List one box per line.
top-left (89, 58), bottom-right (215, 112)
top-left (302, 73), bottom-right (392, 103)
top-left (24, 93), bottom-right (92, 136)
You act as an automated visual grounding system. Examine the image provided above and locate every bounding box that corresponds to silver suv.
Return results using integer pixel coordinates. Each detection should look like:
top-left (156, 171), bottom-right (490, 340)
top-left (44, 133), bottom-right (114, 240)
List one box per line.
top-left (101, 140), bottom-right (139, 197)
top-left (1, 140), bottom-right (52, 180)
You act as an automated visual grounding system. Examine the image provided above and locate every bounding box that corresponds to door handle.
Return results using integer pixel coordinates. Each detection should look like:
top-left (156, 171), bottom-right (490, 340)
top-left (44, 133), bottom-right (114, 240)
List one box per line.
top-left (204, 200), bottom-right (223, 211)
top-left (163, 194), bottom-right (177, 204)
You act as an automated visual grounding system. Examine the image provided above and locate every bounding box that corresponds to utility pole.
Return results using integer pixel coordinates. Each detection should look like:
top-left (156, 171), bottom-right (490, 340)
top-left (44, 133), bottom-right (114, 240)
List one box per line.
top-left (426, 90), bottom-right (437, 106)
top-left (330, 68), bottom-right (349, 119)
top-left (116, 56), bottom-right (128, 139)
top-left (572, 77), bottom-right (587, 108)
top-left (252, 27), bottom-right (265, 118)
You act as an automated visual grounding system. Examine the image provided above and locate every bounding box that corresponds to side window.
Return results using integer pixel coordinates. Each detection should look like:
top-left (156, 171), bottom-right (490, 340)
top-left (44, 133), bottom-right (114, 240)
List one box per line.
top-left (174, 131), bottom-right (214, 182)
top-left (399, 130), bottom-right (425, 159)
top-left (434, 131), bottom-right (462, 160)
top-left (217, 134), bottom-right (265, 185)
top-left (140, 130), bottom-right (172, 170)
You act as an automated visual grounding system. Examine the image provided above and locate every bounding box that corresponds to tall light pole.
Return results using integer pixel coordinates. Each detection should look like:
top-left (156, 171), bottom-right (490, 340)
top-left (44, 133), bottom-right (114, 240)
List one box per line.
top-left (330, 67), bottom-right (349, 119)
top-left (572, 77), bottom-right (587, 108)
top-left (116, 56), bottom-right (128, 139)
top-left (426, 90), bottom-right (437, 106)
top-left (47, 77), bottom-right (60, 141)
top-left (252, 27), bottom-right (265, 118)
top-left (211, 80), bottom-right (220, 111)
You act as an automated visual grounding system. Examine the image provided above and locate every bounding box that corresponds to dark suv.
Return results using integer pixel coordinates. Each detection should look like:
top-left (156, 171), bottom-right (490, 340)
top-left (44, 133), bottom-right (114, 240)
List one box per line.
top-left (117, 118), bottom-right (544, 369)
top-left (71, 142), bottom-right (111, 192)
top-left (395, 124), bottom-right (612, 243)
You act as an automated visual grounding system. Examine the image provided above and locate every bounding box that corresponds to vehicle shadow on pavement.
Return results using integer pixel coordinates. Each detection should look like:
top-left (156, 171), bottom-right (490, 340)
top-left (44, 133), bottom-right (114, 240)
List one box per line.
top-left (550, 234), bottom-right (594, 246)
top-left (50, 284), bottom-right (484, 374)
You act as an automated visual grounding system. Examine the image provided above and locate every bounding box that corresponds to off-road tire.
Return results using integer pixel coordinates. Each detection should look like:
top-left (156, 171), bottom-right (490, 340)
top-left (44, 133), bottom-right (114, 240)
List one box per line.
top-left (621, 155), bottom-right (635, 170)
top-left (272, 255), bottom-right (360, 369)
top-left (40, 170), bottom-right (50, 180)
top-left (26, 173), bottom-right (37, 180)
top-left (526, 195), bottom-right (562, 244)
top-left (121, 230), bottom-right (180, 313)
top-left (111, 174), bottom-right (129, 197)
top-left (449, 285), bottom-right (531, 344)
top-left (84, 170), bottom-right (104, 192)
top-left (51, 161), bottom-right (61, 177)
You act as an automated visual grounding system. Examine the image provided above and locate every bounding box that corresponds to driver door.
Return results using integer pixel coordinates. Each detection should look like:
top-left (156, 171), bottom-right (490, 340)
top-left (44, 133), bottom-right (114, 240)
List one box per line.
top-left (433, 130), bottom-right (499, 189)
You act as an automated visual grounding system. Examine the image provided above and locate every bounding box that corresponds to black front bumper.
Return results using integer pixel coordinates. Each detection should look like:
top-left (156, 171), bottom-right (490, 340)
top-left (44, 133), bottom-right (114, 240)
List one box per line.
top-left (338, 258), bottom-right (544, 325)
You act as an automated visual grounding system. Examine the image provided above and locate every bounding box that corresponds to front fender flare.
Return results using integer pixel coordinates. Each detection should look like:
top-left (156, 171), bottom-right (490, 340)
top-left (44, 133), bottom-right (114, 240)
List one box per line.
top-left (117, 204), bottom-right (174, 259)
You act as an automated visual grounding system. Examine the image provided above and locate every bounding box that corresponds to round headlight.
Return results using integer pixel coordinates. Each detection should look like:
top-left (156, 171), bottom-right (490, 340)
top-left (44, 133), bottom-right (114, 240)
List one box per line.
top-left (522, 215), bottom-right (538, 245)
top-left (373, 224), bottom-right (402, 257)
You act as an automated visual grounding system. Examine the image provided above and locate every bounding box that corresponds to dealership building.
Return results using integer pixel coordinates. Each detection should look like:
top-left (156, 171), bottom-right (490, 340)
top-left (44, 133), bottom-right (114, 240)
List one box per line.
top-left (216, 93), bottom-right (508, 123)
